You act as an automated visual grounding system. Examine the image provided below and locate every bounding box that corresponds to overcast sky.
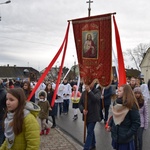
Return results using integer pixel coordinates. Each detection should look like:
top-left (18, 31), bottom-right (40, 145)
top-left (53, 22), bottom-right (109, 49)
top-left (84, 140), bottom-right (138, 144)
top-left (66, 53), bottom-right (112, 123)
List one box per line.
top-left (0, 0), bottom-right (150, 71)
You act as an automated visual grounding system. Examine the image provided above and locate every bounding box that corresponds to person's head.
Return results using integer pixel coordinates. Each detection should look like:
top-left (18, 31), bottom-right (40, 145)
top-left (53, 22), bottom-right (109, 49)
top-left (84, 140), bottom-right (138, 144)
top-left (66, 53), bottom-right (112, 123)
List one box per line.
top-left (134, 87), bottom-right (144, 107)
top-left (9, 79), bottom-right (14, 87)
top-left (47, 83), bottom-right (52, 90)
top-left (87, 34), bottom-right (92, 40)
top-left (39, 90), bottom-right (47, 101)
top-left (45, 83), bottom-right (53, 92)
top-left (126, 77), bottom-right (130, 84)
top-left (63, 78), bottom-right (68, 84)
top-left (6, 88), bottom-right (26, 112)
top-left (118, 84), bottom-right (139, 109)
top-left (72, 85), bottom-right (77, 91)
top-left (23, 81), bottom-right (31, 91)
top-left (133, 87), bottom-right (142, 99)
top-left (130, 77), bottom-right (136, 86)
top-left (6, 88), bottom-right (26, 135)
top-left (136, 78), bottom-right (141, 86)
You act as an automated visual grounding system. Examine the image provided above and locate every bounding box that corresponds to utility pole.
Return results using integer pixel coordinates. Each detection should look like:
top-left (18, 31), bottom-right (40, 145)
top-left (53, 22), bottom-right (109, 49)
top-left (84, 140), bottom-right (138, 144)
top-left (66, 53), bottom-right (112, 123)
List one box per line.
top-left (86, 0), bottom-right (93, 17)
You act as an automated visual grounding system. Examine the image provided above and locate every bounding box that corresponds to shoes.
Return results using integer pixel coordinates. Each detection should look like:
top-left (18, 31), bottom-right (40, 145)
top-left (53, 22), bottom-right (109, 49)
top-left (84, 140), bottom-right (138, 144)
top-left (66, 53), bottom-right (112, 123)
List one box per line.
top-left (90, 145), bottom-right (96, 150)
top-left (51, 125), bottom-right (56, 128)
top-left (73, 115), bottom-right (78, 120)
top-left (40, 130), bottom-right (44, 135)
top-left (45, 128), bottom-right (50, 135)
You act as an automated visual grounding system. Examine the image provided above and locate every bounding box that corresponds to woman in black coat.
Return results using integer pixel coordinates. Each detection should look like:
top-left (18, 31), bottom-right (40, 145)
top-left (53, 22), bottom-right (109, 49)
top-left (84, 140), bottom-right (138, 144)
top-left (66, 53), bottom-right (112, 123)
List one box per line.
top-left (107, 84), bottom-right (140, 150)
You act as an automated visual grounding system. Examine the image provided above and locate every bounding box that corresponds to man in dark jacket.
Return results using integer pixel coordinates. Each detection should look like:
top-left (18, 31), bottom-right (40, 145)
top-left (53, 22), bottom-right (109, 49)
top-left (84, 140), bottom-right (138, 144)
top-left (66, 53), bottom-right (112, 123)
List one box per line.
top-left (79, 80), bottom-right (100, 150)
top-left (0, 79), bottom-right (7, 146)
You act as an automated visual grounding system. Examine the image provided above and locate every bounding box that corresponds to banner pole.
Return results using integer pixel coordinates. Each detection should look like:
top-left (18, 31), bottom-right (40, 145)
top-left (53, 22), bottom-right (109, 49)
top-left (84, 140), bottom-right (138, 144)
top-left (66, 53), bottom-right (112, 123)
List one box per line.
top-left (83, 91), bottom-right (88, 143)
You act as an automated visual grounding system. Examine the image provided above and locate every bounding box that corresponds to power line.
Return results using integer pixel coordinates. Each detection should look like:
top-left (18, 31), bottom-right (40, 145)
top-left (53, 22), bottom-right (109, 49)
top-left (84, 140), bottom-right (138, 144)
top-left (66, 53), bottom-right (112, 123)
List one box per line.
top-left (0, 35), bottom-right (56, 46)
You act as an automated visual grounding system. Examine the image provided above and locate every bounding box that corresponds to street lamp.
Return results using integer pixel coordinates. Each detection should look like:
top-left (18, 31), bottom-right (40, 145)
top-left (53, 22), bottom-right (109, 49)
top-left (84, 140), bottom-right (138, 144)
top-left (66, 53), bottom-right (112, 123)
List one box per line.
top-left (0, 0), bottom-right (11, 21)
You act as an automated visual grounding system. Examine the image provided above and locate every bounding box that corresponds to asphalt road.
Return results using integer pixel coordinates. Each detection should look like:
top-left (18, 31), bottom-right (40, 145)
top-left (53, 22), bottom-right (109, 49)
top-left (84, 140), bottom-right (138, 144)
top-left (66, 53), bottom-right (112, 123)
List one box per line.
top-left (49, 100), bottom-right (150, 150)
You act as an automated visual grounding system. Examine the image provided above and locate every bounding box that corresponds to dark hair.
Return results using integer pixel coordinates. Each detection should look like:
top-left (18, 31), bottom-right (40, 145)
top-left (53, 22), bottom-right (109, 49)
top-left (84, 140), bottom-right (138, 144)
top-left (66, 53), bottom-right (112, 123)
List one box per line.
top-left (23, 81), bottom-right (31, 98)
top-left (134, 90), bottom-right (144, 108)
top-left (39, 91), bottom-right (46, 97)
top-left (45, 83), bottom-right (53, 93)
top-left (6, 88), bottom-right (26, 135)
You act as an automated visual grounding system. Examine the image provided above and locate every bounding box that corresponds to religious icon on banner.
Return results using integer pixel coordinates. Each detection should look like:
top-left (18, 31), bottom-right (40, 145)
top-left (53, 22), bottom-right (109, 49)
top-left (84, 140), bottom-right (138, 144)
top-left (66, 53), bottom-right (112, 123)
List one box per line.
top-left (82, 31), bottom-right (98, 59)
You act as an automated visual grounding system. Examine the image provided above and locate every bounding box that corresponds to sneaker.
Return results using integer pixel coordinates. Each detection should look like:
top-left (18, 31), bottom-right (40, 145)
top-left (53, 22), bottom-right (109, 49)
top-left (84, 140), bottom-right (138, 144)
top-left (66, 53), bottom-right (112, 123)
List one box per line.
top-left (51, 125), bottom-right (56, 128)
top-left (45, 128), bottom-right (50, 135)
top-left (90, 145), bottom-right (96, 150)
top-left (40, 130), bottom-right (44, 135)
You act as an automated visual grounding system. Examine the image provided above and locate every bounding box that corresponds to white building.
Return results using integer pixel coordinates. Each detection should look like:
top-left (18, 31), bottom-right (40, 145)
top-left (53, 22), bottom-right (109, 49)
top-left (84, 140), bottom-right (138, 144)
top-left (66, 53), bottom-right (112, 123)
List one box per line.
top-left (140, 48), bottom-right (150, 83)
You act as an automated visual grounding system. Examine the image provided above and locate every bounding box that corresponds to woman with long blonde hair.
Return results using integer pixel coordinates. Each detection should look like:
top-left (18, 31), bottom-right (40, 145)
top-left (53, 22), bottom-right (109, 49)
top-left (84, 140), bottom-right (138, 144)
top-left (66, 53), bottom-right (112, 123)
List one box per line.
top-left (107, 84), bottom-right (140, 150)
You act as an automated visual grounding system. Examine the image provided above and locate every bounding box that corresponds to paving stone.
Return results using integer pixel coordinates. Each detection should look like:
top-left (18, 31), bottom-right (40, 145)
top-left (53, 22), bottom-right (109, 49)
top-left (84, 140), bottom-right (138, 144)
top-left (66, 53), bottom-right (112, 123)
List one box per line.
top-left (40, 128), bottom-right (82, 150)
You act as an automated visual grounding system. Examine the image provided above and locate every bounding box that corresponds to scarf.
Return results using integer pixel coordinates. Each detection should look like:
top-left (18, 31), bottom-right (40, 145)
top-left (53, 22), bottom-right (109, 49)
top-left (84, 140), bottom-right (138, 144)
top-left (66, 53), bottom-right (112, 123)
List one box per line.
top-left (4, 109), bottom-right (29, 149)
top-left (112, 99), bottom-right (129, 125)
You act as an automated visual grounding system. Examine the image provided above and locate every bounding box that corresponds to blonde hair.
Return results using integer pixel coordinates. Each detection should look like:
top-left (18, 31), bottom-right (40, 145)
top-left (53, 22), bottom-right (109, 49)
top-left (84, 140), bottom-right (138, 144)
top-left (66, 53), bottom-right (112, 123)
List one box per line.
top-left (121, 84), bottom-right (139, 109)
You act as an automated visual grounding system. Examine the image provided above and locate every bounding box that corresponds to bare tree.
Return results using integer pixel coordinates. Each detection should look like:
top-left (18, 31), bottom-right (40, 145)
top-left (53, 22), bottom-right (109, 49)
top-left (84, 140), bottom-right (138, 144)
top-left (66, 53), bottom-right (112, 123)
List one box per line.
top-left (124, 43), bottom-right (150, 70)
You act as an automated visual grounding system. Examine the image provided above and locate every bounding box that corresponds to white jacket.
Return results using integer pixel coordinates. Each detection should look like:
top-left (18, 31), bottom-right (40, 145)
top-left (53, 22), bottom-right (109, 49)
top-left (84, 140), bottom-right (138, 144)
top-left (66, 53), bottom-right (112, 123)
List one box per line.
top-left (63, 83), bottom-right (72, 100)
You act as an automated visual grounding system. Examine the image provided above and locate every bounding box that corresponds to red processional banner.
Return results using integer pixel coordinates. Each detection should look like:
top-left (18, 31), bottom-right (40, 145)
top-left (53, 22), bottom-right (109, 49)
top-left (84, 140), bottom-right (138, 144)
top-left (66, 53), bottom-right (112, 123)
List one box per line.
top-left (72, 13), bottom-right (112, 87)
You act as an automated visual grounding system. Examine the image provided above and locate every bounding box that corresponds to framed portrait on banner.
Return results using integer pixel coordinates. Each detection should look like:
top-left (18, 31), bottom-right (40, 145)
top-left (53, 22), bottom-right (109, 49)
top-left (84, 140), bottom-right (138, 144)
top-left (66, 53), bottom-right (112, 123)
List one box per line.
top-left (82, 31), bottom-right (98, 59)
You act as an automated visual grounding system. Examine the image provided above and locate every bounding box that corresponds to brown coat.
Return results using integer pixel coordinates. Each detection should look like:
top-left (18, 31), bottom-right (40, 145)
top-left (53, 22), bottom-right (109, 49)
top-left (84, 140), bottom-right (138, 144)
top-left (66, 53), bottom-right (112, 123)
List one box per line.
top-left (38, 100), bottom-right (49, 119)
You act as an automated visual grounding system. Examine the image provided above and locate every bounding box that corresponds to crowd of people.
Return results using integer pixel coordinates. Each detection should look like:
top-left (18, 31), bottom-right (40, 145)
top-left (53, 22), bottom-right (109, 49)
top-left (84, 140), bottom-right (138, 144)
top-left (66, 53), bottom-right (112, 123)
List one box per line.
top-left (0, 76), bottom-right (150, 150)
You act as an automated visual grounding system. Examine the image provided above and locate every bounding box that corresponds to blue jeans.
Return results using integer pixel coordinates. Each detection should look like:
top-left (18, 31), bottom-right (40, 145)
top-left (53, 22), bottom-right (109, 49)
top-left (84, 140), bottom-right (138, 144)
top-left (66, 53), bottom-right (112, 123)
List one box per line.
top-left (55, 103), bottom-right (62, 116)
top-left (63, 99), bottom-right (69, 113)
top-left (100, 104), bottom-right (110, 122)
top-left (84, 122), bottom-right (96, 150)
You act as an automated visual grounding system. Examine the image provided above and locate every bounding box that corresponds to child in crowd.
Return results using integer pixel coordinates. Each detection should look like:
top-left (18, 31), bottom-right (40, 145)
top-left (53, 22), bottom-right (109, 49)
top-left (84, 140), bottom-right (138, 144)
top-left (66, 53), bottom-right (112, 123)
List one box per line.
top-left (71, 85), bottom-right (81, 120)
top-left (0, 88), bottom-right (40, 150)
top-left (134, 87), bottom-right (148, 150)
top-left (38, 90), bottom-right (50, 135)
top-left (107, 84), bottom-right (140, 150)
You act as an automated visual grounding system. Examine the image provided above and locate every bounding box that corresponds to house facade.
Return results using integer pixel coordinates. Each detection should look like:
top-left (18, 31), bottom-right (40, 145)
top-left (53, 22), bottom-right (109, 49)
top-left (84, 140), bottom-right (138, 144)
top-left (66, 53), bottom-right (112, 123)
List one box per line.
top-left (140, 48), bottom-right (150, 83)
top-left (0, 65), bottom-right (40, 81)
